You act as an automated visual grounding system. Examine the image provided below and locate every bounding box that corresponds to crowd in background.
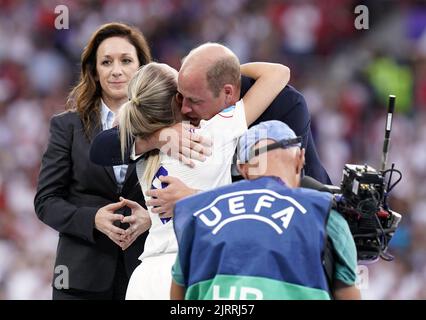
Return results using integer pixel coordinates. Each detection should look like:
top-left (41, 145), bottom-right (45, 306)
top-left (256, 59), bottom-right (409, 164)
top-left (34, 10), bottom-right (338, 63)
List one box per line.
top-left (0, 0), bottom-right (425, 299)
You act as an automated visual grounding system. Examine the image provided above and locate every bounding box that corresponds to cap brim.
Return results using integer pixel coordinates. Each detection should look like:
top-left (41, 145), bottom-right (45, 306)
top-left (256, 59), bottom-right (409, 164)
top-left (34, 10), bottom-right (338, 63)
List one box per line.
top-left (89, 126), bottom-right (131, 166)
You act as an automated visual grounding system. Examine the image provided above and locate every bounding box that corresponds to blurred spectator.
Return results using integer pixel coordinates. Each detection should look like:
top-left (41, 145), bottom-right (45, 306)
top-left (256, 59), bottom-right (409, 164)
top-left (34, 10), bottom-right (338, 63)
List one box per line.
top-left (0, 0), bottom-right (425, 299)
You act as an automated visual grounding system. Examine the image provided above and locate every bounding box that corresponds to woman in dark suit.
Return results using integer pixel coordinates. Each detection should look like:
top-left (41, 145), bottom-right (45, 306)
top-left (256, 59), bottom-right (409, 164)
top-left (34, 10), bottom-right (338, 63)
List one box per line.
top-left (34, 22), bottom-right (152, 300)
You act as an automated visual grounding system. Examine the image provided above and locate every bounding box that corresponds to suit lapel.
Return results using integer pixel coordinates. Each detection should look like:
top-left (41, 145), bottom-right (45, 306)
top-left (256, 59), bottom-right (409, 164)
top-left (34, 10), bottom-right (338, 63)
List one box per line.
top-left (91, 122), bottom-right (117, 186)
top-left (104, 164), bottom-right (118, 186)
top-left (124, 162), bottom-right (136, 182)
top-left (122, 160), bottom-right (143, 196)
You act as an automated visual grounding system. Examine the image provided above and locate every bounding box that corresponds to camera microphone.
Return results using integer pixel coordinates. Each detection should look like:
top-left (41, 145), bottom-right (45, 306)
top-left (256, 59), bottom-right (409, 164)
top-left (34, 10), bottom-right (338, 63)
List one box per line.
top-left (381, 95), bottom-right (395, 171)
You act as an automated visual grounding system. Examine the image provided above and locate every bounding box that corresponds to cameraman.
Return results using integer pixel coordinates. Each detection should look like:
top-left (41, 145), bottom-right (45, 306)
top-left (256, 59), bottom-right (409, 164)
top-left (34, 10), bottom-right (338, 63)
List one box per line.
top-left (171, 120), bottom-right (360, 300)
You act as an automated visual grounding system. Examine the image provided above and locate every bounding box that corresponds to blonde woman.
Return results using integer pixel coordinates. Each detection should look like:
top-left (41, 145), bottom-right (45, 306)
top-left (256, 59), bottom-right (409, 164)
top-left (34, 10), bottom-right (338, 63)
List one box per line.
top-left (111, 44), bottom-right (290, 299)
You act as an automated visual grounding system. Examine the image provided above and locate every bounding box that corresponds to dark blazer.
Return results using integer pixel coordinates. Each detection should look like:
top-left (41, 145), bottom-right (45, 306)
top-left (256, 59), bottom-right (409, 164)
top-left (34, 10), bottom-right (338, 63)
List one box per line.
top-left (34, 111), bottom-right (147, 292)
top-left (241, 76), bottom-right (331, 184)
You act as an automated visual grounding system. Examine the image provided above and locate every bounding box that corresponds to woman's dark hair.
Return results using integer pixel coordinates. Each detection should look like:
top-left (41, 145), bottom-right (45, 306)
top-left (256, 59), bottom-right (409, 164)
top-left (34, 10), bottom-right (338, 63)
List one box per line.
top-left (66, 22), bottom-right (152, 138)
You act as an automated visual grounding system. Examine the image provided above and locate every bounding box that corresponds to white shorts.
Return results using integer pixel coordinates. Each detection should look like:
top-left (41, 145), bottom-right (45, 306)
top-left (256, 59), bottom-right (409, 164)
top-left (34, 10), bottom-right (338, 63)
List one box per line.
top-left (125, 253), bottom-right (177, 300)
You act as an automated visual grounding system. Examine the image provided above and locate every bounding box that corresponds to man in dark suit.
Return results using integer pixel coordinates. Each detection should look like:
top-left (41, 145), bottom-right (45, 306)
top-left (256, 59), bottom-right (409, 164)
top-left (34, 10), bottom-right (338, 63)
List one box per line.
top-left (176, 43), bottom-right (330, 184)
top-left (240, 76), bottom-right (330, 184)
top-left (147, 43), bottom-right (331, 213)
top-left (34, 111), bottom-right (148, 299)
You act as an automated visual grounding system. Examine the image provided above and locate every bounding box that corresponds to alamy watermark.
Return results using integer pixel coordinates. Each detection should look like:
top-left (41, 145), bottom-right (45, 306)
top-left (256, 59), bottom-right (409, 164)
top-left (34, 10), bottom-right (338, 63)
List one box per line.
top-left (356, 265), bottom-right (369, 289)
top-left (354, 5), bottom-right (369, 30)
top-left (54, 265), bottom-right (69, 289)
top-left (157, 123), bottom-right (276, 176)
top-left (53, 4), bottom-right (370, 32)
top-left (54, 5), bottom-right (69, 30)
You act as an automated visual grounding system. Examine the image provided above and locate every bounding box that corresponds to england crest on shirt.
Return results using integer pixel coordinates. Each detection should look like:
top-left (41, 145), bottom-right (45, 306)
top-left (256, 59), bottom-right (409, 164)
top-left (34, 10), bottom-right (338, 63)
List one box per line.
top-left (151, 166), bottom-right (171, 224)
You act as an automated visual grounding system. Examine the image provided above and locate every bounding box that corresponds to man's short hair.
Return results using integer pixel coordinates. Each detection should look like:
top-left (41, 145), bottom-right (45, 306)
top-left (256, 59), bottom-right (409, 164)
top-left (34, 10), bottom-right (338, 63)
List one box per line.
top-left (206, 55), bottom-right (241, 97)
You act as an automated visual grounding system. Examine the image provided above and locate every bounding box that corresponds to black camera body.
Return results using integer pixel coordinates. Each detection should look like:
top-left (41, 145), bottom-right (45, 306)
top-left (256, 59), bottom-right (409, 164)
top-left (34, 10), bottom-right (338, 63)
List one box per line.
top-left (331, 164), bottom-right (401, 262)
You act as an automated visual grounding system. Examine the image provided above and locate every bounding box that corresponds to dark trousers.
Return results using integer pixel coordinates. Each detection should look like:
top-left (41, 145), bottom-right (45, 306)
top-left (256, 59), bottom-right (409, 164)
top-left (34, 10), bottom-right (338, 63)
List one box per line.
top-left (52, 252), bottom-right (129, 300)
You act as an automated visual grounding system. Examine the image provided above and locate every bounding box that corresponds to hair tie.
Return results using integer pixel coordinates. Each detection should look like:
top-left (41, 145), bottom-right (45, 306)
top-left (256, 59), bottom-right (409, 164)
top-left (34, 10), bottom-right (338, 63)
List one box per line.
top-left (130, 97), bottom-right (139, 105)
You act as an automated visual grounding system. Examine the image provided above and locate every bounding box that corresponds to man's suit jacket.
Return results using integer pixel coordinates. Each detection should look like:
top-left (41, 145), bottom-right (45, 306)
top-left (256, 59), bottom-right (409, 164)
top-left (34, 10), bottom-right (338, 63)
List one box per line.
top-left (34, 111), bottom-right (147, 292)
top-left (240, 77), bottom-right (331, 184)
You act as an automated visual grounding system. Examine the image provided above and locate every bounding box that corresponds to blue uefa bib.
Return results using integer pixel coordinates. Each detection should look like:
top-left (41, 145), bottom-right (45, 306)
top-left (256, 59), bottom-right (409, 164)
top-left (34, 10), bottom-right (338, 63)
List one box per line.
top-left (174, 176), bottom-right (333, 295)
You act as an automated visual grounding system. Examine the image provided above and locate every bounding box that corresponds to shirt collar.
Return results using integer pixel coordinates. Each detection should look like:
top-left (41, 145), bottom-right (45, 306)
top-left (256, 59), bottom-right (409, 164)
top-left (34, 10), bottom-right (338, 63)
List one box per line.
top-left (100, 99), bottom-right (115, 128)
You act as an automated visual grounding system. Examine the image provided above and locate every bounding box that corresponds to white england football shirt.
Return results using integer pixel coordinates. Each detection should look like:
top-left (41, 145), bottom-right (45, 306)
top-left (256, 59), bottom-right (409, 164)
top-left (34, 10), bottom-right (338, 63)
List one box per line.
top-left (136, 100), bottom-right (247, 260)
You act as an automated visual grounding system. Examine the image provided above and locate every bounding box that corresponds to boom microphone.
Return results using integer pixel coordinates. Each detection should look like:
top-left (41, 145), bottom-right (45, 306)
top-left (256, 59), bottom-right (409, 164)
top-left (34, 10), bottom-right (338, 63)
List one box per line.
top-left (381, 95), bottom-right (395, 171)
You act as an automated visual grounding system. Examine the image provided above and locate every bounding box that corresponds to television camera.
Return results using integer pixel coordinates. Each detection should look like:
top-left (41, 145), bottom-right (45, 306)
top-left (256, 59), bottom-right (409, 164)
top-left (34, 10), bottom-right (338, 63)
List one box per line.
top-left (305, 95), bottom-right (402, 262)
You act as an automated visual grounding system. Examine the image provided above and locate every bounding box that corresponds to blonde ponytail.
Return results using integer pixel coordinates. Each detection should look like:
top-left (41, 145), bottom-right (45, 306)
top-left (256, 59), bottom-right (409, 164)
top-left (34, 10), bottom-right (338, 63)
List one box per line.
top-left (118, 62), bottom-right (178, 187)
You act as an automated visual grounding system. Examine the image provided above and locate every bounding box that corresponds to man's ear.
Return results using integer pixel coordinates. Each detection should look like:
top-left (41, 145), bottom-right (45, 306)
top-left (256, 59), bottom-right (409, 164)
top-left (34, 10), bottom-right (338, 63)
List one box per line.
top-left (237, 163), bottom-right (249, 180)
top-left (223, 84), bottom-right (233, 95)
top-left (223, 84), bottom-right (235, 105)
top-left (296, 148), bottom-right (306, 175)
